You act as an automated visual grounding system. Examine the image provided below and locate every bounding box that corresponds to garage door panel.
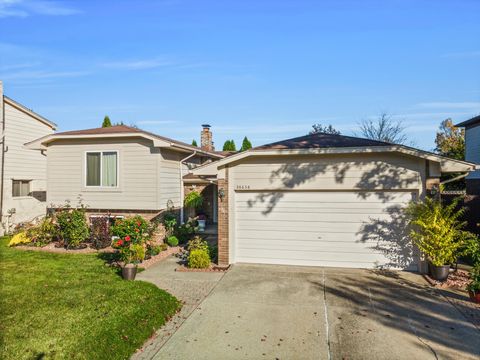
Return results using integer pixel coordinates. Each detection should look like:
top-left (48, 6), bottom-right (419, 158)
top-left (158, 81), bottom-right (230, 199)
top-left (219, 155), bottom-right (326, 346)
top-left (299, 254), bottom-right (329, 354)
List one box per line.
top-left (235, 212), bottom-right (395, 222)
top-left (234, 191), bottom-right (416, 269)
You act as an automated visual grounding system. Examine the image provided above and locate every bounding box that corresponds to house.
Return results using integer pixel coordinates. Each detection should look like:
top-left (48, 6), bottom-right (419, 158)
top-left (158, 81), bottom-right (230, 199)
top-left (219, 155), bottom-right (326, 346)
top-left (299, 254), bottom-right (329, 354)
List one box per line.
top-left (192, 132), bottom-right (476, 271)
top-left (0, 81), bottom-right (57, 234)
top-left (456, 115), bottom-right (480, 195)
top-left (25, 124), bottom-right (224, 223)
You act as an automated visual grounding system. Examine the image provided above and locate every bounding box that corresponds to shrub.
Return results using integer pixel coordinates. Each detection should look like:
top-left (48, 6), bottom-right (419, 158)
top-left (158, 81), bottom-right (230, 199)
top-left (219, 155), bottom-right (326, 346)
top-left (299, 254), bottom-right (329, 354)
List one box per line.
top-left (8, 232), bottom-right (31, 247)
top-left (175, 219), bottom-right (197, 243)
top-left (406, 197), bottom-right (476, 266)
top-left (166, 236), bottom-right (179, 247)
top-left (188, 249), bottom-right (211, 269)
top-left (184, 191), bottom-right (203, 210)
top-left (90, 217), bottom-right (111, 249)
top-left (163, 212), bottom-right (177, 237)
top-left (187, 236), bottom-right (209, 253)
top-left (56, 209), bottom-right (90, 248)
top-left (159, 243), bottom-right (168, 251)
top-left (467, 265), bottom-right (480, 293)
top-left (146, 244), bottom-right (165, 257)
top-left (27, 217), bottom-right (59, 247)
top-left (111, 216), bottom-right (150, 245)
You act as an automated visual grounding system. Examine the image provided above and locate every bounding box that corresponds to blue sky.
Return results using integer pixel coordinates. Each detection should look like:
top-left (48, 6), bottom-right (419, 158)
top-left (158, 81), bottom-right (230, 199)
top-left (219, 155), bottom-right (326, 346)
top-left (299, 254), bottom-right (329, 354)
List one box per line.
top-left (0, 0), bottom-right (479, 150)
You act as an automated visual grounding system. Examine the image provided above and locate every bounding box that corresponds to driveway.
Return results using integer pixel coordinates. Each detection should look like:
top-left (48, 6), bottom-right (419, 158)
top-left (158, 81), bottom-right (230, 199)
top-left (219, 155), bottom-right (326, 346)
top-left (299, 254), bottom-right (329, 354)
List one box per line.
top-left (138, 262), bottom-right (480, 360)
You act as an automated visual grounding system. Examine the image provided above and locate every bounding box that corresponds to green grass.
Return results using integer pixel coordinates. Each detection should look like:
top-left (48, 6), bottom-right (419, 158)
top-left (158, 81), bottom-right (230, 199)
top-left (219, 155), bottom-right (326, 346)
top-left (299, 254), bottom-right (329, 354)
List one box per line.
top-left (0, 237), bottom-right (180, 360)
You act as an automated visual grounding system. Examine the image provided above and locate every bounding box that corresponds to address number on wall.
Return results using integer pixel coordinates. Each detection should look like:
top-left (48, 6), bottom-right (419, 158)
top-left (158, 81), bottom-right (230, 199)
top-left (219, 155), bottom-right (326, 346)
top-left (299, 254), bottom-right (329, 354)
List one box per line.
top-left (235, 185), bottom-right (251, 190)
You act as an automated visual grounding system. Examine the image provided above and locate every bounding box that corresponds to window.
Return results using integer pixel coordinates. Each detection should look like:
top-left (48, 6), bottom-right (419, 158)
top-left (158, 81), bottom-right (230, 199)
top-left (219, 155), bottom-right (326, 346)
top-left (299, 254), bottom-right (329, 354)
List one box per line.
top-left (12, 180), bottom-right (31, 197)
top-left (86, 151), bottom-right (118, 187)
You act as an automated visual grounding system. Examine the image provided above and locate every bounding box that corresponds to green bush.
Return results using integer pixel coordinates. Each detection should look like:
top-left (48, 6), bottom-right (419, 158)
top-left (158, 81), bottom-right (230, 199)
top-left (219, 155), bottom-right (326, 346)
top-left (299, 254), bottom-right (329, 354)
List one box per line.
top-left (56, 209), bottom-right (90, 248)
top-left (188, 249), bottom-right (210, 269)
top-left (187, 236), bottom-right (209, 253)
top-left (163, 212), bottom-right (177, 237)
top-left (166, 236), bottom-right (179, 247)
top-left (467, 265), bottom-right (480, 293)
top-left (27, 217), bottom-right (59, 247)
top-left (406, 197), bottom-right (476, 266)
top-left (111, 216), bottom-right (150, 245)
top-left (159, 243), bottom-right (168, 251)
top-left (175, 219), bottom-right (197, 243)
top-left (184, 191), bottom-right (203, 210)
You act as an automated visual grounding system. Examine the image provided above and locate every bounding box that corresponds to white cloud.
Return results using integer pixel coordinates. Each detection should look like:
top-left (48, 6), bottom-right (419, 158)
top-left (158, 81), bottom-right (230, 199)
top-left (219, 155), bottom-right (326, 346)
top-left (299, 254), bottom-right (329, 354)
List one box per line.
top-left (0, 0), bottom-right (81, 18)
top-left (101, 58), bottom-right (174, 70)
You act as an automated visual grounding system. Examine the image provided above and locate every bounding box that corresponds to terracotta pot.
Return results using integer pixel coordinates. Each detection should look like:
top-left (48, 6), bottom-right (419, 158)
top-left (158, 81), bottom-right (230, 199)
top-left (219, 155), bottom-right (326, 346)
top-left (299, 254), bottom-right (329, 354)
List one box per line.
top-left (122, 264), bottom-right (137, 280)
top-left (428, 263), bottom-right (450, 282)
top-left (468, 290), bottom-right (480, 304)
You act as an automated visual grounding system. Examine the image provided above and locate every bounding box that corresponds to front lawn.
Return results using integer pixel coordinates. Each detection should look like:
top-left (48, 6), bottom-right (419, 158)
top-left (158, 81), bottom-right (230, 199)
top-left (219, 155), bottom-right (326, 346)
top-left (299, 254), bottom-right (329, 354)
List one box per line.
top-left (0, 237), bottom-right (180, 360)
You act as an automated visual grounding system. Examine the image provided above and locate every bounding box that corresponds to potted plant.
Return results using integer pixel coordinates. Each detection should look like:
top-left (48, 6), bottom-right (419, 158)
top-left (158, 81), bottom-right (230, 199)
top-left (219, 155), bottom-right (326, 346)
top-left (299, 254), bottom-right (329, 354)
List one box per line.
top-left (406, 197), bottom-right (472, 282)
top-left (184, 191), bottom-right (205, 231)
top-left (467, 266), bottom-right (480, 303)
top-left (111, 216), bottom-right (149, 280)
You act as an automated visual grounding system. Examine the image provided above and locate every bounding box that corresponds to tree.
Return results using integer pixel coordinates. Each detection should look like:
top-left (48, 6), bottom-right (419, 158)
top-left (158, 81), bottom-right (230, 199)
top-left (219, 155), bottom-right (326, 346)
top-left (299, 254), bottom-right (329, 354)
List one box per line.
top-left (356, 112), bottom-right (408, 144)
top-left (222, 139), bottom-right (236, 151)
top-left (309, 124), bottom-right (341, 135)
top-left (240, 136), bottom-right (252, 151)
top-left (435, 119), bottom-right (465, 161)
top-left (192, 139), bottom-right (198, 147)
top-left (102, 116), bottom-right (112, 128)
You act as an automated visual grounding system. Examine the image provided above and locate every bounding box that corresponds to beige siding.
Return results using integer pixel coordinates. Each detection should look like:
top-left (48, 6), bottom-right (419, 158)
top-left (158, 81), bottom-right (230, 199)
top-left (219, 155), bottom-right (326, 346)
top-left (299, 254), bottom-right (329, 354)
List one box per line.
top-left (231, 153), bottom-right (422, 191)
top-left (2, 102), bottom-right (54, 225)
top-left (47, 138), bottom-right (159, 210)
top-left (466, 125), bottom-right (480, 179)
top-left (158, 149), bottom-right (182, 208)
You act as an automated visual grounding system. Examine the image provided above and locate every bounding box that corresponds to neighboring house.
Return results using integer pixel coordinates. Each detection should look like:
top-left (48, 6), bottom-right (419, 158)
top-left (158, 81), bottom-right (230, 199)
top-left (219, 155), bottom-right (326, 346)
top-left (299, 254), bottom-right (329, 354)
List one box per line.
top-left (456, 115), bottom-right (480, 195)
top-left (0, 81), bottom-right (57, 234)
top-left (26, 124), bottom-right (223, 222)
top-left (193, 132), bottom-right (476, 271)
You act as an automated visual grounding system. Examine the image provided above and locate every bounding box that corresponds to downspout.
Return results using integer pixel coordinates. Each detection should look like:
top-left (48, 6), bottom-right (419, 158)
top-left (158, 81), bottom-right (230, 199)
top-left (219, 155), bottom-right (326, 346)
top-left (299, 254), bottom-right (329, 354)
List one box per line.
top-left (179, 151), bottom-right (197, 223)
top-left (0, 96), bottom-right (5, 231)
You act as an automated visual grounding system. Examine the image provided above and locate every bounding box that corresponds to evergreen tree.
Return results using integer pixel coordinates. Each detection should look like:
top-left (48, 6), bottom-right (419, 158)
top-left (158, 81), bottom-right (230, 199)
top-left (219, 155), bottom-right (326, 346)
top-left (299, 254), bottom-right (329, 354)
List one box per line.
top-left (240, 136), bottom-right (253, 151)
top-left (192, 139), bottom-right (198, 147)
top-left (102, 115), bottom-right (112, 127)
top-left (223, 139), bottom-right (237, 151)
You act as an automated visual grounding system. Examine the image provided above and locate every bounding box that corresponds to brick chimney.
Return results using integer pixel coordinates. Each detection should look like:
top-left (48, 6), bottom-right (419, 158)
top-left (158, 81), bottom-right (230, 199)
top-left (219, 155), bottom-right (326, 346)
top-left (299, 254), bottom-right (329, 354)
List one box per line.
top-left (200, 124), bottom-right (214, 151)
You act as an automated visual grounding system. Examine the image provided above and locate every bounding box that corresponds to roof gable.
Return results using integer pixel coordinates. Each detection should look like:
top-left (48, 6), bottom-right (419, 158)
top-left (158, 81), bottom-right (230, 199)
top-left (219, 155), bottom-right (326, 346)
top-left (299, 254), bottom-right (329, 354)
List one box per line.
top-left (4, 96), bottom-right (57, 130)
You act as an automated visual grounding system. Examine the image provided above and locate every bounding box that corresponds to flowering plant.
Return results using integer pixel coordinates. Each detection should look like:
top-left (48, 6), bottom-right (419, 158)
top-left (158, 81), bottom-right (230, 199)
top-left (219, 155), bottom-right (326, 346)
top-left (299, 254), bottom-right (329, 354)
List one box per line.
top-left (111, 216), bottom-right (149, 264)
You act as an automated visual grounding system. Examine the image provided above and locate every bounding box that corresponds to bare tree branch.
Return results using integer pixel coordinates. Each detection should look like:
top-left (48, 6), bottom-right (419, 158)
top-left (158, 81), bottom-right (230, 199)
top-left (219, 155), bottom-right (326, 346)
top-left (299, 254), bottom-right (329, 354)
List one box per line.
top-left (356, 112), bottom-right (408, 144)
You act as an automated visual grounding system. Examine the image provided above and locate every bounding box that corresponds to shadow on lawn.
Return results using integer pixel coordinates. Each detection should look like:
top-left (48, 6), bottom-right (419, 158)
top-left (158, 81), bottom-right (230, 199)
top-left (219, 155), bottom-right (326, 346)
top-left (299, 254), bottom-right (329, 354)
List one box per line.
top-left (311, 271), bottom-right (480, 357)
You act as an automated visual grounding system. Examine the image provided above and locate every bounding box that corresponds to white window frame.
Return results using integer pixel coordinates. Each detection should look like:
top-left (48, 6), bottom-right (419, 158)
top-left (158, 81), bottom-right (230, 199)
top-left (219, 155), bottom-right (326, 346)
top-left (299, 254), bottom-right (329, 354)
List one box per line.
top-left (84, 150), bottom-right (119, 188)
top-left (12, 179), bottom-right (32, 198)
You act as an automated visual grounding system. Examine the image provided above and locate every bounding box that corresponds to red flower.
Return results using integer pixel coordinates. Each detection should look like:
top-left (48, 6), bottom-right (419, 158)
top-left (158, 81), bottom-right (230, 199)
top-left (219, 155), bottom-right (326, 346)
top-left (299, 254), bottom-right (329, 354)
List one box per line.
top-left (137, 221), bottom-right (141, 226)
top-left (135, 228), bottom-right (139, 233)
top-left (125, 236), bottom-right (131, 242)
top-left (117, 240), bottom-right (123, 246)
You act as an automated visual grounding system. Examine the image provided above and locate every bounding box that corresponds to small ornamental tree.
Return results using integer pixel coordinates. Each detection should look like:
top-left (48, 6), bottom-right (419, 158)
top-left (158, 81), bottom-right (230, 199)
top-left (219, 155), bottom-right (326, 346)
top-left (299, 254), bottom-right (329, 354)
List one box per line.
top-left (192, 139), bottom-right (198, 147)
top-left (102, 116), bottom-right (112, 127)
top-left (240, 136), bottom-right (252, 151)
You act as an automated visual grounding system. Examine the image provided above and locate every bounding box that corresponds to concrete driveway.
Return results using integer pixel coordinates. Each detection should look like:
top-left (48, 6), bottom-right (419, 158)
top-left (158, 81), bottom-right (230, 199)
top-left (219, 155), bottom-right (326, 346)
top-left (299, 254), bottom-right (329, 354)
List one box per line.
top-left (143, 263), bottom-right (479, 360)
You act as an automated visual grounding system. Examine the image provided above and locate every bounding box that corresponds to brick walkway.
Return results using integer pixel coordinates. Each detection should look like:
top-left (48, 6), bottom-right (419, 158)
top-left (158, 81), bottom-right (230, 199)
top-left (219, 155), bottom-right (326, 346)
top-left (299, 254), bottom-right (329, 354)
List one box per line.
top-left (132, 256), bottom-right (225, 360)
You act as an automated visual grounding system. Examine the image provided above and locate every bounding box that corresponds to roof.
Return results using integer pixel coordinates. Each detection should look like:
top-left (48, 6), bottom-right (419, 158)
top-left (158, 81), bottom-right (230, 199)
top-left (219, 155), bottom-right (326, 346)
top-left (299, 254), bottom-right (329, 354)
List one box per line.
top-left (254, 132), bottom-right (391, 150)
top-left (4, 96), bottom-right (57, 130)
top-left (455, 114), bottom-right (480, 128)
top-left (26, 125), bottom-right (224, 159)
top-left (192, 132), bottom-right (478, 176)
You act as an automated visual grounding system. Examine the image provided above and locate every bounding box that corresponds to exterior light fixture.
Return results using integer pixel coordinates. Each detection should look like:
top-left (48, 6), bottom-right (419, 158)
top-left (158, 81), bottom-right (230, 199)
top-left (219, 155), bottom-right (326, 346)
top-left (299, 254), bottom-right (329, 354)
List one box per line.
top-left (218, 188), bottom-right (225, 201)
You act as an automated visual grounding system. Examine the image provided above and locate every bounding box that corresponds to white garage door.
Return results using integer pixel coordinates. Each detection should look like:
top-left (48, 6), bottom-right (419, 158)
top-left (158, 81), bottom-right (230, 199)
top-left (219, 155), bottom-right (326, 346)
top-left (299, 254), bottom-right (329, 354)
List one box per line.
top-left (234, 191), bottom-right (416, 269)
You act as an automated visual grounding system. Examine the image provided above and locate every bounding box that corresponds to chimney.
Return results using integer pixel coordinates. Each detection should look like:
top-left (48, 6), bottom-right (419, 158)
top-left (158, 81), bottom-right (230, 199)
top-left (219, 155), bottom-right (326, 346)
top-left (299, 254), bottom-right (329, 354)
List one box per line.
top-left (200, 124), bottom-right (214, 152)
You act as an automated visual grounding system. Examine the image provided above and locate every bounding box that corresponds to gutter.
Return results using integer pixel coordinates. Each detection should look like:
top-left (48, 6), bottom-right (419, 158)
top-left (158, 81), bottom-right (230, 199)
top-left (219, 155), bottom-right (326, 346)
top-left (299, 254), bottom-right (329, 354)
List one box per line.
top-left (440, 172), bottom-right (470, 185)
top-left (179, 151), bottom-right (197, 223)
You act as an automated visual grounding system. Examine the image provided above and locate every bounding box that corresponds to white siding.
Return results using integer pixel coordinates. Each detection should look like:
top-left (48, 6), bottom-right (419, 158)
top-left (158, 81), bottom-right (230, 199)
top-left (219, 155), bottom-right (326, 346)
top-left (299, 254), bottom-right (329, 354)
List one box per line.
top-left (2, 102), bottom-right (54, 226)
top-left (47, 138), bottom-right (159, 210)
top-left (465, 125), bottom-right (480, 179)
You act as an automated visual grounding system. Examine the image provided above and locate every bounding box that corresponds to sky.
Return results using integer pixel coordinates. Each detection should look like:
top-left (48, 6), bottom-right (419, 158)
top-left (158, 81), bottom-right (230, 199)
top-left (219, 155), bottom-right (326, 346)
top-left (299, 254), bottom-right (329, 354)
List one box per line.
top-left (0, 0), bottom-right (479, 151)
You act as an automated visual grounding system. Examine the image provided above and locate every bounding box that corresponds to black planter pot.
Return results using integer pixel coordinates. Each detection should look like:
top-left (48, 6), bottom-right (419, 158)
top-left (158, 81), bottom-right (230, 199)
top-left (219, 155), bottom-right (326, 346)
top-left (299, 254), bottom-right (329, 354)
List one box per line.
top-left (122, 264), bottom-right (137, 280)
top-left (428, 263), bottom-right (450, 282)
